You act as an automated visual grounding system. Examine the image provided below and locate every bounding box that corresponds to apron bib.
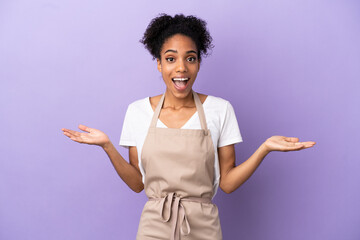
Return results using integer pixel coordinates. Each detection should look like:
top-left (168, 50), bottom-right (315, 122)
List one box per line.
top-left (136, 90), bottom-right (222, 240)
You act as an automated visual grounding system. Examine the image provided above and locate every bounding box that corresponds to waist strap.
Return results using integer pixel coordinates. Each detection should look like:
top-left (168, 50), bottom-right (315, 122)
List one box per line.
top-left (148, 192), bottom-right (212, 240)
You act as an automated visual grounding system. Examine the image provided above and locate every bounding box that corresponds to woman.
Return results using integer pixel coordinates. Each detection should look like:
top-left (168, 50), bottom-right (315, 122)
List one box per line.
top-left (62, 14), bottom-right (316, 240)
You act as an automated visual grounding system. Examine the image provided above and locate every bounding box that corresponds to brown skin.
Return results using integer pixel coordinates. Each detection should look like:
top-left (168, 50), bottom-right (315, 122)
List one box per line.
top-left (61, 33), bottom-right (316, 194)
top-left (153, 33), bottom-right (204, 128)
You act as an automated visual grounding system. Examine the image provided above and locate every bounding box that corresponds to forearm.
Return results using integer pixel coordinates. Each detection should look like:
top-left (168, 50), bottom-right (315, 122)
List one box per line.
top-left (221, 143), bottom-right (270, 194)
top-left (102, 142), bottom-right (144, 193)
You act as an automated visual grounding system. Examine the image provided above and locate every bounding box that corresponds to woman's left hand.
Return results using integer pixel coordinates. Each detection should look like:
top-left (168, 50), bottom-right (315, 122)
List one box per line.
top-left (263, 136), bottom-right (316, 153)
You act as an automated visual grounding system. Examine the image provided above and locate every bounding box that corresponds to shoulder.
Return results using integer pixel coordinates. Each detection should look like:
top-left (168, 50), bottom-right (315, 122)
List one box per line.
top-left (202, 94), bottom-right (237, 122)
top-left (126, 97), bottom-right (151, 116)
top-left (148, 94), bottom-right (162, 111)
top-left (203, 94), bottom-right (231, 108)
top-left (196, 93), bottom-right (208, 104)
top-left (128, 97), bottom-right (149, 108)
top-left (123, 97), bottom-right (152, 129)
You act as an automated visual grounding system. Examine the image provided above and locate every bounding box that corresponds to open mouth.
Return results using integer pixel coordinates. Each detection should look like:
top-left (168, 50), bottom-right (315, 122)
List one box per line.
top-left (172, 77), bottom-right (189, 91)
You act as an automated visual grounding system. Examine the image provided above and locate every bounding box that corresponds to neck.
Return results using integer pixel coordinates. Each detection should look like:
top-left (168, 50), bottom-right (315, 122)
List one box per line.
top-left (163, 89), bottom-right (195, 109)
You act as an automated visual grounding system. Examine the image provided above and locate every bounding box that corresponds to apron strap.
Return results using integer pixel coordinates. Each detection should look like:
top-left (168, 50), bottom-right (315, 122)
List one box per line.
top-left (150, 92), bottom-right (166, 128)
top-left (193, 91), bottom-right (208, 131)
top-left (149, 90), bottom-right (208, 131)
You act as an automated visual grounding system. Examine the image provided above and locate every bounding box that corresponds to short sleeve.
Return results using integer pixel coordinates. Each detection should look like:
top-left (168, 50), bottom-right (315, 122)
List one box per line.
top-left (218, 101), bottom-right (243, 147)
top-left (119, 105), bottom-right (137, 148)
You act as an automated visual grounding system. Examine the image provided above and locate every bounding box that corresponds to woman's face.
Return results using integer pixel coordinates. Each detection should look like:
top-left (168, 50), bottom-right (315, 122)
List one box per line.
top-left (157, 34), bottom-right (200, 99)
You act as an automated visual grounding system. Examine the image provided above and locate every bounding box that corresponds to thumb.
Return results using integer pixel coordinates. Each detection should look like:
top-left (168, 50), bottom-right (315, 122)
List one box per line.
top-left (285, 137), bottom-right (299, 142)
top-left (78, 124), bottom-right (91, 133)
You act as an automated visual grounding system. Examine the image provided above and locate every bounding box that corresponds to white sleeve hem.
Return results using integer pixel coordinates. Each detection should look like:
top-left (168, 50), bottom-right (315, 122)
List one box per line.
top-left (119, 140), bottom-right (136, 148)
top-left (218, 137), bottom-right (243, 148)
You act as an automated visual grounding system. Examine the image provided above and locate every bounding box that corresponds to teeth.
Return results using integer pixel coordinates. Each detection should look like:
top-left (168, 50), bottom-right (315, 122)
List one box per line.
top-left (172, 78), bottom-right (189, 81)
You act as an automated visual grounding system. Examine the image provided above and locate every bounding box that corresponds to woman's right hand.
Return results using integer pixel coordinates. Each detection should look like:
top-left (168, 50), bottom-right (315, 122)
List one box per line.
top-left (62, 124), bottom-right (110, 148)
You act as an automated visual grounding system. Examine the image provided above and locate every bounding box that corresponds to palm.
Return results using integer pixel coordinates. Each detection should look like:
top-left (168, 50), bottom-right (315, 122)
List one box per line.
top-left (62, 124), bottom-right (110, 147)
top-left (264, 136), bottom-right (316, 152)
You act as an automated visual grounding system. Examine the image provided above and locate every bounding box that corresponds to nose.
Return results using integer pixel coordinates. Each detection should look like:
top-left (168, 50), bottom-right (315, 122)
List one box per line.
top-left (176, 59), bottom-right (187, 72)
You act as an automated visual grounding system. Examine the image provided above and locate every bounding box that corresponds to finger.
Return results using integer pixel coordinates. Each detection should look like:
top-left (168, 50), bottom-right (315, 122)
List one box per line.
top-left (63, 129), bottom-right (81, 137)
top-left (63, 131), bottom-right (80, 140)
top-left (301, 141), bottom-right (316, 148)
top-left (70, 137), bottom-right (83, 143)
top-left (72, 136), bottom-right (84, 143)
top-left (292, 142), bottom-right (304, 148)
top-left (279, 140), bottom-right (303, 148)
top-left (288, 142), bottom-right (316, 150)
top-left (283, 143), bottom-right (305, 151)
top-left (63, 131), bottom-right (77, 140)
top-left (64, 132), bottom-right (84, 143)
top-left (78, 124), bottom-right (91, 133)
top-left (284, 137), bottom-right (299, 143)
top-left (62, 128), bottom-right (73, 133)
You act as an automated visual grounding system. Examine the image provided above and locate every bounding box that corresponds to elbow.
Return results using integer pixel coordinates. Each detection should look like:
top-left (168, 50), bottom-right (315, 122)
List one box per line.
top-left (134, 188), bottom-right (143, 193)
top-left (220, 183), bottom-right (235, 194)
top-left (132, 183), bottom-right (144, 193)
top-left (221, 188), bottom-right (235, 194)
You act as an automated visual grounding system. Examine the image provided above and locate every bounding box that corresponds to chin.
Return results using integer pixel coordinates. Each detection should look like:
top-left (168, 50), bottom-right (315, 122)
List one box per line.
top-left (169, 88), bottom-right (193, 99)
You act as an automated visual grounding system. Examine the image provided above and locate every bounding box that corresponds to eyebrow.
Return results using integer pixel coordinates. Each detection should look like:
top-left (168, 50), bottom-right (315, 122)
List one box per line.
top-left (164, 49), bottom-right (197, 54)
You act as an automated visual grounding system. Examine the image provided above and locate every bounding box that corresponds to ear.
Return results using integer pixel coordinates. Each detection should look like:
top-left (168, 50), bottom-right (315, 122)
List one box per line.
top-left (157, 58), bottom-right (162, 72)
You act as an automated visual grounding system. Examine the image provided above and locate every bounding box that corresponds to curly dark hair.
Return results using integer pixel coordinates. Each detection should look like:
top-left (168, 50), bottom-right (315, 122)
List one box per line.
top-left (140, 13), bottom-right (214, 61)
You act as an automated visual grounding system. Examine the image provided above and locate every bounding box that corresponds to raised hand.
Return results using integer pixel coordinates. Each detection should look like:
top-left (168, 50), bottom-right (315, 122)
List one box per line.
top-left (62, 124), bottom-right (110, 147)
top-left (263, 136), bottom-right (316, 153)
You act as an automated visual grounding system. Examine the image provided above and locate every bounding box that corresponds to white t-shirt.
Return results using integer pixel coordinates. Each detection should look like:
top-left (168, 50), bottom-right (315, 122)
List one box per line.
top-left (119, 94), bottom-right (243, 197)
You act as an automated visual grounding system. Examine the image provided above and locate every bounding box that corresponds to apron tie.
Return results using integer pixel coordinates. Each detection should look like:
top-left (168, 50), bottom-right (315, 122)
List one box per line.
top-left (149, 193), bottom-right (212, 240)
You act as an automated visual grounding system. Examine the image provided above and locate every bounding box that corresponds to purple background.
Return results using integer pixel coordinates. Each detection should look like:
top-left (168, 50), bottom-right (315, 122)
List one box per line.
top-left (1, 0), bottom-right (359, 239)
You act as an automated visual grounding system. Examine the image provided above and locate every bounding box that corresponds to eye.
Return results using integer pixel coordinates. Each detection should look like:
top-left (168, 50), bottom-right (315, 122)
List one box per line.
top-left (187, 57), bottom-right (197, 62)
top-left (166, 57), bottom-right (175, 62)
